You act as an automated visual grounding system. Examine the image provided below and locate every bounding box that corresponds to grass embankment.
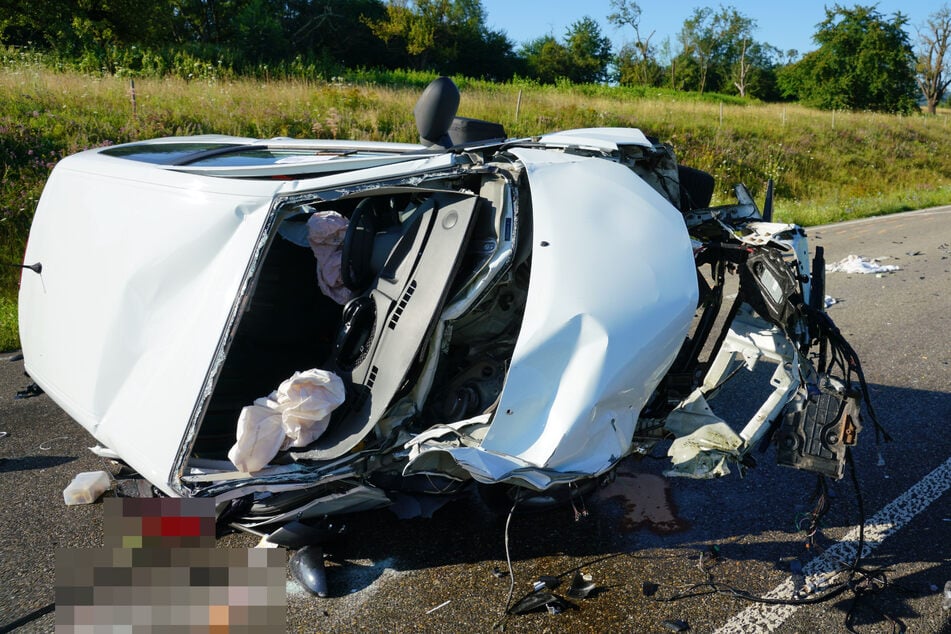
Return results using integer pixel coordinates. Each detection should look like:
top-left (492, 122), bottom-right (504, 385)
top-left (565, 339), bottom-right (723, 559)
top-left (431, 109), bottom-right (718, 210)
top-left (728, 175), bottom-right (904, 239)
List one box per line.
top-left (2, 65), bottom-right (951, 351)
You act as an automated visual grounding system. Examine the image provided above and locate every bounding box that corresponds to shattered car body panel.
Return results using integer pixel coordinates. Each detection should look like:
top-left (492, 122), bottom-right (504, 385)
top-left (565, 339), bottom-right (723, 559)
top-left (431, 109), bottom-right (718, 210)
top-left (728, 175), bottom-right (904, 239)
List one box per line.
top-left (19, 79), bottom-right (868, 543)
top-left (413, 148), bottom-right (698, 489)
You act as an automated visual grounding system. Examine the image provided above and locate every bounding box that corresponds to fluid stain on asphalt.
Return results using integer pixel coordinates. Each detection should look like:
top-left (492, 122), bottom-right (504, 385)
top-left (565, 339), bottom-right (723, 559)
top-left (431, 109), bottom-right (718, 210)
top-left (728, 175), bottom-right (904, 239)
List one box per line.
top-left (597, 471), bottom-right (689, 534)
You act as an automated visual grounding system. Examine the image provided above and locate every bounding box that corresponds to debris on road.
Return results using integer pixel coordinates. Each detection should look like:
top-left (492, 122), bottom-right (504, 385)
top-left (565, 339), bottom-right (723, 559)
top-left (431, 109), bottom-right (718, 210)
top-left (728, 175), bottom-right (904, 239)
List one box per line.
top-left (39, 435), bottom-right (68, 450)
top-left (566, 572), bottom-right (598, 599)
top-left (15, 382), bottom-right (43, 399)
top-left (63, 470), bottom-right (113, 505)
top-left (425, 600), bottom-right (450, 614)
top-left (662, 618), bottom-right (690, 631)
top-left (826, 254), bottom-right (900, 274)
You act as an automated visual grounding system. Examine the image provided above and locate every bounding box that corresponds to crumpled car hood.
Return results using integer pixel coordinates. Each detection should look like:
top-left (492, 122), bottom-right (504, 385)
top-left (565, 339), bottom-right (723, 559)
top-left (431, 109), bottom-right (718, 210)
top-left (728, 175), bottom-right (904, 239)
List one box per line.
top-left (405, 148), bottom-right (698, 489)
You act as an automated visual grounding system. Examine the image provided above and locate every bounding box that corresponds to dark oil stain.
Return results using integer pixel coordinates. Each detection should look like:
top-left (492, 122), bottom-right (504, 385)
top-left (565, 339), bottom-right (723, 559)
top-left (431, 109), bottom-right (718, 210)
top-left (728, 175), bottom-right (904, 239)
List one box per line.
top-left (597, 471), bottom-right (689, 535)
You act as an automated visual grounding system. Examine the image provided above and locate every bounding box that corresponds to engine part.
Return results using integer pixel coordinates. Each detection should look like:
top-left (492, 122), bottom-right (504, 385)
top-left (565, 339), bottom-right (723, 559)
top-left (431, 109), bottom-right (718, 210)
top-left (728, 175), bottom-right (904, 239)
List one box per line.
top-left (776, 376), bottom-right (861, 479)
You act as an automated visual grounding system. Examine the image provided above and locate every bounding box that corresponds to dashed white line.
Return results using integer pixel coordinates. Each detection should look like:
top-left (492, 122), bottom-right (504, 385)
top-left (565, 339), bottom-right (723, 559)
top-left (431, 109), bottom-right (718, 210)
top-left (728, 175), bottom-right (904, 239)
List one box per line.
top-left (715, 455), bottom-right (951, 633)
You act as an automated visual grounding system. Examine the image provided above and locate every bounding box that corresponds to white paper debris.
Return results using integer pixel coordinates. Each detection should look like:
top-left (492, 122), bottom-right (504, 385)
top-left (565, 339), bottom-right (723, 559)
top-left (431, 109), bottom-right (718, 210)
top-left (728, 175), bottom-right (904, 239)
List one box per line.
top-left (826, 255), bottom-right (900, 274)
top-left (824, 296), bottom-right (839, 308)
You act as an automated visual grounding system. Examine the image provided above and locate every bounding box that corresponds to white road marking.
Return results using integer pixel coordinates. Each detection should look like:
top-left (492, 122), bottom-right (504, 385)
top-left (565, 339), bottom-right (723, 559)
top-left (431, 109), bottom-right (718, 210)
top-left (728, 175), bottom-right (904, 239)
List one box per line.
top-left (715, 455), bottom-right (951, 633)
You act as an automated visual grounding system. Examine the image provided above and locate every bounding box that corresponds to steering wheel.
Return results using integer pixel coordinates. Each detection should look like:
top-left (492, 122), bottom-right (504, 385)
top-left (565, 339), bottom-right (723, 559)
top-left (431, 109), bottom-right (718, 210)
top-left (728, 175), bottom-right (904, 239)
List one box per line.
top-left (341, 198), bottom-right (378, 290)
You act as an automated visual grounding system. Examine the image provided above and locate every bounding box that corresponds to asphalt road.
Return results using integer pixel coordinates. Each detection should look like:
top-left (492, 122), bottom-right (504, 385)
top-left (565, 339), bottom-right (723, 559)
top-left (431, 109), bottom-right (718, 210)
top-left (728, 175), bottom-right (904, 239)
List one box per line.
top-left (1, 208), bottom-right (949, 633)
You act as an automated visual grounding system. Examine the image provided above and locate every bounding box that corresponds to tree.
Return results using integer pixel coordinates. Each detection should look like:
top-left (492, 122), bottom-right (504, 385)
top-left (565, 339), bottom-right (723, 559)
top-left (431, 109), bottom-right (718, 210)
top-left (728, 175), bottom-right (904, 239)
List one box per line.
top-left (916, 4), bottom-right (951, 115)
top-left (779, 5), bottom-right (918, 113)
top-left (729, 41), bottom-right (781, 99)
top-left (656, 36), bottom-right (685, 90)
top-left (679, 7), bottom-right (716, 93)
top-left (283, 0), bottom-right (390, 70)
top-left (678, 6), bottom-right (756, 94)
top-left (521, 17), bottom-right (611, 85)
top-left (563, 17), bottom-right (613, 84)
top-left (608, 0), bottom-right (659, 86)
top-left (365, 0), bottom-right (516, 78)
top-left (521, 35), bottom-right (572, 84)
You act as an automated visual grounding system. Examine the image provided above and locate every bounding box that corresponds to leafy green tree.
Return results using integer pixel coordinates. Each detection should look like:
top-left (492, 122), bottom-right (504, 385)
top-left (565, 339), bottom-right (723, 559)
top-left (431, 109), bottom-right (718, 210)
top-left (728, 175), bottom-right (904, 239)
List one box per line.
top-left (915, 4), bottom-right (951, 114)
top-left (0, 0), bottom-right (73, 48)
top-left (365, 0), bottom-right (516, 79)
top-left (678, 7), bottom-right (717, 93)
top-left (656, 35), bottom-right (687, 91)
top-left (730, 41), bottom-right (782, 99)
top-left (0, 0), bottom-right (180, 56)
top-left (522, 17), bottom-right (610, 85)
top-left (232, 0), bottom-right (287, 63)
top-left (521, 35), bottom-right (572, 84)
top-left (678, 5), bottom-right (757, 94)
top-left (283, 0), bottom-right (389, 70)
top-left (563, 16), bottom-right (613, 84)
top-left (779, 5), bottom-right (918, 113)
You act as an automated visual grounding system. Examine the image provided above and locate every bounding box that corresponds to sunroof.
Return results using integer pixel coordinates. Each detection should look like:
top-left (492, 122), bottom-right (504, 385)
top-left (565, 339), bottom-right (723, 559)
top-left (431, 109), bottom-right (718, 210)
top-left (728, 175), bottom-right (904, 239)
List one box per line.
top-left (101, 142), bottom-right (363, 167)
top-left (101, 143), bottom-right (244, 165)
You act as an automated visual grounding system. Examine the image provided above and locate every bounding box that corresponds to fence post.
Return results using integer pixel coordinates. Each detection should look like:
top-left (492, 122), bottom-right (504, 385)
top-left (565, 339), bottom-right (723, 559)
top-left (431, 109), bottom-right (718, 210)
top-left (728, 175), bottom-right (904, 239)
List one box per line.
top-left (515, 89), bottom-right (522, 123)
top-left (130, 79), bottom-right (137, 118)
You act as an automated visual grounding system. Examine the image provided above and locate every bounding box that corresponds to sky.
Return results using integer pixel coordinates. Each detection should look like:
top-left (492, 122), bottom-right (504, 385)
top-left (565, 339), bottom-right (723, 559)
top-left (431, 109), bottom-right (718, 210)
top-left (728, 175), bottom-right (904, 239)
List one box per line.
top-left (479, 0), bottom-right (942, 58)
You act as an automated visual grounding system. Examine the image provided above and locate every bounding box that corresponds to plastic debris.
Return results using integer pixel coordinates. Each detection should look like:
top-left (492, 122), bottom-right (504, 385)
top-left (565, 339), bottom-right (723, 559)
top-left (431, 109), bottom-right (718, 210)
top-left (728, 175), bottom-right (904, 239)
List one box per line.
top-left (88, 445), bottom-right (121, 459)
top-left (491, 566), bottom-right (508, 579)
top-left (566, 572), bottom-right (597, 599)
top-left (509, 590), bottom-right (557, 615)
top-left (662, 618), bottom-right (690, 632)
top-left (255, 535), bottom-right (281, 549)
top-left (533, 576), bottom-right (561, 591)
top-left (15, 382), bottom-right (43, 399)
top-left (63, 470), bottom-right (113, 505)
top-left (826, 255), bottom-right (900, 275)
top-left (943, 581), bottom-right (951, 611)
top-left (509, 590), bottom-right (574, 615)
top-left (425, 600), bottom-right (451, 614)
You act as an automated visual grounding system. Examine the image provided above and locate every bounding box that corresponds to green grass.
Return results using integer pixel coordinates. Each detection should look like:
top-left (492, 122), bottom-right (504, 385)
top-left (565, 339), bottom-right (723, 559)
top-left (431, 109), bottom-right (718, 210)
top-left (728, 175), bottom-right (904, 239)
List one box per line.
top-left (2, 62), bottom-right (951, 351)
top-left (0, 294), bottom-right (17, 352)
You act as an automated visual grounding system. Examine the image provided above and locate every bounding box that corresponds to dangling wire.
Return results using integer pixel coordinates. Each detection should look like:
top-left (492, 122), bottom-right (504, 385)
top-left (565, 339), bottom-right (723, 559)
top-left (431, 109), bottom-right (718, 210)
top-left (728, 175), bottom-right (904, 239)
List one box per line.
top-left (493, 497), bottom-right (520, 631)
top-left (796, 476), bottom-right (829, 550)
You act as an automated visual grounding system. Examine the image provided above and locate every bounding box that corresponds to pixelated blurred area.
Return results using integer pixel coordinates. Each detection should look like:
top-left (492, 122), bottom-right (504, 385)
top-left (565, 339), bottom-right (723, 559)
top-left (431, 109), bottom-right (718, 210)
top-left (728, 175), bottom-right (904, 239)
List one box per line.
top-left (102, 497), bottom-right (217, 549)
top-left (55, 498), bottom-right (286, 631)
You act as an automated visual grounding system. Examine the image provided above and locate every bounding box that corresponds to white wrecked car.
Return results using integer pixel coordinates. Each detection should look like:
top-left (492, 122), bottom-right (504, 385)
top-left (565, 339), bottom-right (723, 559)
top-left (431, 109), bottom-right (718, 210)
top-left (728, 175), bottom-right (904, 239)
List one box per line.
top-left (18, 78), bottom-right (871, 592)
